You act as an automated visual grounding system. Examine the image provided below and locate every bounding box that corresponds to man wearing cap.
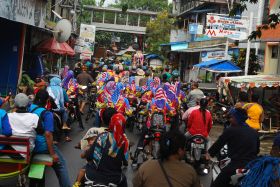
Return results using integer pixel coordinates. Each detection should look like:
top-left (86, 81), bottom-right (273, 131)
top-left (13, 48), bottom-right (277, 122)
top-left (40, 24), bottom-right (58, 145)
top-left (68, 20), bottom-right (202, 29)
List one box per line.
top-left (8, 93), bottom-right (40, 156)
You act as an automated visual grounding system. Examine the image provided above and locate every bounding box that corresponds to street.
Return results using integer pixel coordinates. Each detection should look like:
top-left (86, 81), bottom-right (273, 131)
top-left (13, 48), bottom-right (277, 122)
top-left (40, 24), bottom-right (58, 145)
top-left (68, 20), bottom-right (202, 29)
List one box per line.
top-left (44, 118), bottom-right (212, 187)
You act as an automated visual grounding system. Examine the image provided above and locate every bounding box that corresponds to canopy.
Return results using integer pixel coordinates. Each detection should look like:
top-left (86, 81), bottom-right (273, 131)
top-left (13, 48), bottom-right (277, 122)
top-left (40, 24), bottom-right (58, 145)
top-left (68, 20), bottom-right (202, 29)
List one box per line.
top-left (219, 75), bottom-right (280, 88)
top-left (36, 37), bottom-right (75, 56)
top-left (145, 54), bottom-right (163, 60)
top-left (116, 46), bottom-right (136, 56)
top-left (194, 59), bottom-right (242, 73)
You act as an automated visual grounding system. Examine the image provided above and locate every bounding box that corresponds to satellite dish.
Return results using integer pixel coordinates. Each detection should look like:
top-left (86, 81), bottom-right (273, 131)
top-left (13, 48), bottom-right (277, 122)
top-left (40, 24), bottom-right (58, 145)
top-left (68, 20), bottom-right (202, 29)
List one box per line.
top-left (53, 19), bottom-right (72, 43)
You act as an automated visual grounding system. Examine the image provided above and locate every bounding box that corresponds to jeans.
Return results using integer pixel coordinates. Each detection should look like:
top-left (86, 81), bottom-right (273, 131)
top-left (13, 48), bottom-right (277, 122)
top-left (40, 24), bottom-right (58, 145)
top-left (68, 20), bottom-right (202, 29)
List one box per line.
top-left (55, 108), bottom-right (68, 123)
top-left (51, 146), bottom-right (71, 187)
top-left (94, 110), bottom-right (101, 127)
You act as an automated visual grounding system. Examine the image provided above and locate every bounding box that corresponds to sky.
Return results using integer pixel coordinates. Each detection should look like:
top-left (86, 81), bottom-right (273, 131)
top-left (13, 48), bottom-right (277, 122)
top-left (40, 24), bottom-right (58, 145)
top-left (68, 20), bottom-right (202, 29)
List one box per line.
top-left (97, 0), bottom-right (173, 7)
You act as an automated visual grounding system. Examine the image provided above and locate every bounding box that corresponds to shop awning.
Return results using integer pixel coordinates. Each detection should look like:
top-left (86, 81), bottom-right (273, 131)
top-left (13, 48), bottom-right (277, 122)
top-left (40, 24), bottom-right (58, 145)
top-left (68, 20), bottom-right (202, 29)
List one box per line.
top-left (145, 54), bottom-right (163, 60)
top-left (219, 75), bottom-right (280, 88)
top-left (36, 37), bottom-right (75, 56)
top-left (194, 59), bottom-right (242, 73)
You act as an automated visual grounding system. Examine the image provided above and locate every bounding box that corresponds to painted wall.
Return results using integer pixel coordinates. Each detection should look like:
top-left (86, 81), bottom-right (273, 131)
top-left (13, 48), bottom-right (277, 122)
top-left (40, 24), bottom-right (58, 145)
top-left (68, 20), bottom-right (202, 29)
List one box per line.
top-left (0, 18), bottom-right (23, 95)
top-left (264, 44), bottom-right (279, 75)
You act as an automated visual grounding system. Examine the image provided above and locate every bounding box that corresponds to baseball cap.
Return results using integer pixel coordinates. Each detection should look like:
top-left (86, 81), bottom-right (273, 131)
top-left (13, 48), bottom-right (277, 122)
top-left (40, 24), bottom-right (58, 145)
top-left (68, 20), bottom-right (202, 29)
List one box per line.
top-left (14, 93), bottom-right (29, 108)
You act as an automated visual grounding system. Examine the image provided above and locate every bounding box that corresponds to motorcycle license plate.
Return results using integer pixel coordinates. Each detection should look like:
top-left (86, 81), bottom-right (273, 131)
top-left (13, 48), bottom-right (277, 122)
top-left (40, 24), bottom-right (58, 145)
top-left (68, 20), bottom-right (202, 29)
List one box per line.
top-left (191, 143), bottom-right (205, 149)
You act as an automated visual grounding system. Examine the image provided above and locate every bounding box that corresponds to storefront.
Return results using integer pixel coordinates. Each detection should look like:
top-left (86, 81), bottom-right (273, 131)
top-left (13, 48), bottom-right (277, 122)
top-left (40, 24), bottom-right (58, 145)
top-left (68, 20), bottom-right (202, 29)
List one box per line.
top-left (0, 0), bottom-right (48, 95)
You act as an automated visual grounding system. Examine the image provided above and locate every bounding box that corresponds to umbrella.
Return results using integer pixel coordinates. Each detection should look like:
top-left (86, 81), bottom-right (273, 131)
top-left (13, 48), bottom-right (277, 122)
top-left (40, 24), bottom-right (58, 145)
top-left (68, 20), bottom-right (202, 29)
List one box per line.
top-left (36, 37), bottom-right (75, 56)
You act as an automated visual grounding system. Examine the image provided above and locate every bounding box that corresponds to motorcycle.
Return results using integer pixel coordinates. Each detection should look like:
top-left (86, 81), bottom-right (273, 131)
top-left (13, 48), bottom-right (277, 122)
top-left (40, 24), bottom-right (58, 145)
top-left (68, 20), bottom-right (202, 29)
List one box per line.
top-left (85, 84), bottom-right (97, 122)
top-left (131, 112), bottom-right (165, 169)
top-left (185, 135), bottom-right (209, 175)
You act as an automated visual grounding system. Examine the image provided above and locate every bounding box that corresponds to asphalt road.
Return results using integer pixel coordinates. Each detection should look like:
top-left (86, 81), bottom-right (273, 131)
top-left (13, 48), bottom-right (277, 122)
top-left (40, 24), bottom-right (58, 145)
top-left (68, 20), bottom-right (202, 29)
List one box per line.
top-left (45, 117), bottom-right (213, 187)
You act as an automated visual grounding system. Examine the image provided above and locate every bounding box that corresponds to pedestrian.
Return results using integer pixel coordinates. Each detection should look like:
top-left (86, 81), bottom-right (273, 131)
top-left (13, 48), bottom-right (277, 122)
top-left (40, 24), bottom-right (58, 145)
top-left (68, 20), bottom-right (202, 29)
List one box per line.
top-left (0, 98), bottom-right (12, 145)
top-left (187, 82), bottom-right (205, 108)
top-left (30, 89), bottom-right (71, 187)
top-left (133, 130), bottom-right (200, 187)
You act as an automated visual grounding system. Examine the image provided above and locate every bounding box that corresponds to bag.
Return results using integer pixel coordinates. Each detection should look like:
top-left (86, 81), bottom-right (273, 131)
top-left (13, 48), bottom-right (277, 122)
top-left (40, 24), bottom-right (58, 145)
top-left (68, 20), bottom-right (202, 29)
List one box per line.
top-left (158, 160), bottom-right (173, 187)
top-left (30, 106), bottom-right (46, 135)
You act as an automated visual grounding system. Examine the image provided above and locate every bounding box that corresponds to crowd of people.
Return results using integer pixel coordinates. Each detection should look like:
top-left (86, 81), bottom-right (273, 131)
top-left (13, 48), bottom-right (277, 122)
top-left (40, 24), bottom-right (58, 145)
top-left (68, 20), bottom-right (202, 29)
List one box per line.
top-left (0, 57), bottom-right (279, 187)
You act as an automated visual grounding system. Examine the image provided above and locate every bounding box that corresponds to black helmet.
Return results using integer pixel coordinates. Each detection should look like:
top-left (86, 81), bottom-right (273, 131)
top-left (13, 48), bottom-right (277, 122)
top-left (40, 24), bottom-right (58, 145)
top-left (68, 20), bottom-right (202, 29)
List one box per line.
top-left (200, 98), bottom-right (208, 110)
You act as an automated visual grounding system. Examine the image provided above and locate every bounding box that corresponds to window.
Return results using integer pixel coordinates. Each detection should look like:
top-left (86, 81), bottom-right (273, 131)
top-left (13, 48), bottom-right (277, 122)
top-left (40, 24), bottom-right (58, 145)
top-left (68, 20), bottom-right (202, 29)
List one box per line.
top-left (271, 46), bottom-right (279, 59)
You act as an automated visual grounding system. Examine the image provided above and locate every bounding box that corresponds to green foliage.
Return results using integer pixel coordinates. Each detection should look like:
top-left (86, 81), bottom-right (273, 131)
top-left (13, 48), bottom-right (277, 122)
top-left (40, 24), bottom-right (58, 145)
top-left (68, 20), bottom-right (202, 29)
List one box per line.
top-left (113, 0), bottom-right (169, 12)
top-left (145, 10), bottom-right (175, 54)
top-left (20, 74), bottom-right (35, 87)
top-left (231, 49), bottom-right (261, 75)
top-left (230, 0), bottom-right (280, 40)
top-left (78, 0), bottom-right (96, 25)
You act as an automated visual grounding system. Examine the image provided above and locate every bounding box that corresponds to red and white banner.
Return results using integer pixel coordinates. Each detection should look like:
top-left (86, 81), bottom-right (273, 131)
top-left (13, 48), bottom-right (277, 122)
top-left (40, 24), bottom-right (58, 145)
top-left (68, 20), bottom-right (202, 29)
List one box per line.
top-left (207, 15), bottom-right (248, 29)
top-left (205, 29), bottom-right (248, 40)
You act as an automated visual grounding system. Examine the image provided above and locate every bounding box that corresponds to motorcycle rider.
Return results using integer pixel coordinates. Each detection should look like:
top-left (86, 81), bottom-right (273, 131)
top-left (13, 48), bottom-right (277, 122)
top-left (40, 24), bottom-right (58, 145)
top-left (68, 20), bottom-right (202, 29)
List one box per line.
top-left (187, 82), bottom-right (204, 108)
top-left (30, 89), bottom-right (71, 187)
top-left (133, 130), bottom-right (200, 187)
top-left (208, 108), bottom-right (260, 187)
top-left (185, 98), bottom-right (212, 144)
top-left (84, 108), bottom-right (128, 186)
top-left (0, 98), bottom-right (12, 145)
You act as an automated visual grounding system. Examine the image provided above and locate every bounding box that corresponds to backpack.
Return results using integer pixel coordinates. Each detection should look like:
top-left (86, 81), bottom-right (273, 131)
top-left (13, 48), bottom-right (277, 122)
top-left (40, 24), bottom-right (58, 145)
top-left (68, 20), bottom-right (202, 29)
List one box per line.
top-left (30, 106), bottom-right (46, 135)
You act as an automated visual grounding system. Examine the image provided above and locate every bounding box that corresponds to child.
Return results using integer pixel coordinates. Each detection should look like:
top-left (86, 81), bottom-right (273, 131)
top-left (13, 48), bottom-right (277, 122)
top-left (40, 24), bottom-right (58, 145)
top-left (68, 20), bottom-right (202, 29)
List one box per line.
top-left (73, 127), bottom-right (106, 187)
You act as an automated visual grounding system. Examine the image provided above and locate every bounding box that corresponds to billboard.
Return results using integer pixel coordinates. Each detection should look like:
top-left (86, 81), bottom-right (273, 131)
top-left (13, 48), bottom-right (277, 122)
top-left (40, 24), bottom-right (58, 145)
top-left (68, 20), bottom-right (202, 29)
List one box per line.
top-left (206, 15), bottom-right (248, 29)
top-left (201, 48), bottom-right (239, 61)
top-left (80, 24), bottom-right (96, 42)
top-left (205, 29), bottom-right (248, 40)
top-left (170, 29), bottom-right (188, 42)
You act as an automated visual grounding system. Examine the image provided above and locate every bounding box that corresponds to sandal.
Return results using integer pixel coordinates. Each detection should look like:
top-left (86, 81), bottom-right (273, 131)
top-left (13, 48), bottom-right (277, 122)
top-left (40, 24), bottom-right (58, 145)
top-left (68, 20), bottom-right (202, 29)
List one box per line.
top-left (65, 137), bottom-right (72, 142)
top-left (62, 126), bottom-right (71, 130)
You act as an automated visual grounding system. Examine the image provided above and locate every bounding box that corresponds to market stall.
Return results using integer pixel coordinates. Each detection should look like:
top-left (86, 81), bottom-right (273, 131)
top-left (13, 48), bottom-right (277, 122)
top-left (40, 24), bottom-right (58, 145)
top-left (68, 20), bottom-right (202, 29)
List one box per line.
top-left (219, 75), bottom-right (280, 134)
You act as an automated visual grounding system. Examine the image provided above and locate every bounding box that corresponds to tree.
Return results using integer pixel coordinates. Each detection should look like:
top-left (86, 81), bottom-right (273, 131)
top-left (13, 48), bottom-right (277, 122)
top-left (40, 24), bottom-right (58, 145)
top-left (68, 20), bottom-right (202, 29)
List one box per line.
top-left (230, 0), bottom-right (280, 40)
top-left (112, 0), bottom-right (169, 12)
top-left (232, 49), bottom-right (261, 75)
top-left (145, 10), bottom-right (175, 54)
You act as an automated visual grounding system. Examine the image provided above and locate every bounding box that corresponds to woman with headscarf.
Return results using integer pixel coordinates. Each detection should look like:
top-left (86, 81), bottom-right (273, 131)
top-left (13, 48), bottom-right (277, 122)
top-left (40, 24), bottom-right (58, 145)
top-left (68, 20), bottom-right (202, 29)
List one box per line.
top-left (85, 108), bottom-right (129, 187)
top-left (47, 77), bottom-right (71, 141)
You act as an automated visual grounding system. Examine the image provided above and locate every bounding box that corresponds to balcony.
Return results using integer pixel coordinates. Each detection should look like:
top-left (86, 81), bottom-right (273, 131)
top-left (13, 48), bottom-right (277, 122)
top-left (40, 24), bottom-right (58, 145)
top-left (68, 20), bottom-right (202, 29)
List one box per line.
top-left (179, 0), bottom-right (228, 14)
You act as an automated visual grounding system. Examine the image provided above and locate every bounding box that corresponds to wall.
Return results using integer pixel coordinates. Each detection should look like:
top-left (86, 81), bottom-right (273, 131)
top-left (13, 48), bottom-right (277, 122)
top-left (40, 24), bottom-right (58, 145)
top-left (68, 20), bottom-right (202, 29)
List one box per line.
top-left (264, 44), bottom-right (279, 75)
top-left (0, 18), bottom-right (23, 95)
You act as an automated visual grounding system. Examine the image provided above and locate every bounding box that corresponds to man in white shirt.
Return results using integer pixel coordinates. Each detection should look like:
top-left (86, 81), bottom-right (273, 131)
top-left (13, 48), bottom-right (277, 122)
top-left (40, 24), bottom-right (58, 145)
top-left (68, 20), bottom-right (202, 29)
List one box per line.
top-left (8, 93), bottom-right (39, 156)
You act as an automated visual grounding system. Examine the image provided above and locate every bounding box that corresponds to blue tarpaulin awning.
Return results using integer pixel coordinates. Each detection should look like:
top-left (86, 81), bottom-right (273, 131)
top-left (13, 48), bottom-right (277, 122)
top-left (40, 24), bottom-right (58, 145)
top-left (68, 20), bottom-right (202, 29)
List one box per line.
top-left (194, 59), bottom-right (242, 73)
top-left (145, 54), bottom-right (163, 60)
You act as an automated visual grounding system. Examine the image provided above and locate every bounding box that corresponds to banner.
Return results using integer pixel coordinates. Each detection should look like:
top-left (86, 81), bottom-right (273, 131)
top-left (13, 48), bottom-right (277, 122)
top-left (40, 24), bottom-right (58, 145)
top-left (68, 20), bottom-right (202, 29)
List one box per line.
top-left (201, 48), bottom-right (239, 61)
top-left (0, 0), bottom-right (47, 28)
top-left (170, 30), bottom-right (188, 42)
top-left (80, 24), bottom-right (96, 42)
top-left (205, 29), bottom-right (248, 40)
top-left (207, 15), bottom-right (248, 29)
top-left (189, 24), bottom-right (203, 35)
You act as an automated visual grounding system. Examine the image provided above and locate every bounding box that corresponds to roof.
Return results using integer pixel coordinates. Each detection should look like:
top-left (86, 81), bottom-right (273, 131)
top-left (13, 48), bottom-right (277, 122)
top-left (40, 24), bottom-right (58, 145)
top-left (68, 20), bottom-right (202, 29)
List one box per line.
top-left (145, 54), bottom-right (163, 60)
top-left (194, 59), bottom-right (242, 73)
top-left (219, 75), bottom-right (280, 88)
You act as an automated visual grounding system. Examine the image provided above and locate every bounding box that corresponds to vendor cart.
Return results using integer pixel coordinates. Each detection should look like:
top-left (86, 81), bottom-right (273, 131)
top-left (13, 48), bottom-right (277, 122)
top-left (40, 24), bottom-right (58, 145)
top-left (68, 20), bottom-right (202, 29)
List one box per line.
top-left (219, 75), bottom-right (280, 135)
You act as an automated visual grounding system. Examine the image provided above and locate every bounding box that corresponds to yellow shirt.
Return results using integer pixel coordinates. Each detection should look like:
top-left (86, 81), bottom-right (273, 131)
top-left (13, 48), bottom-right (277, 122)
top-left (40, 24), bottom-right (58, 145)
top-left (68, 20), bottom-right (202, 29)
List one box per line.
top-left (243, 103), bottom-right (264, 130)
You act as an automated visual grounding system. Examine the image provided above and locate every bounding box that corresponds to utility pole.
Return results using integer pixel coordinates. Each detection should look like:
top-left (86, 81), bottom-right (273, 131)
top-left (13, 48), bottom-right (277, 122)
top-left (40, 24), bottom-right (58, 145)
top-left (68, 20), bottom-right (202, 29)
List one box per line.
top-left (245, 12), bottom-right (254, 76)
top-left (72, 0), bottom-right (78, 32)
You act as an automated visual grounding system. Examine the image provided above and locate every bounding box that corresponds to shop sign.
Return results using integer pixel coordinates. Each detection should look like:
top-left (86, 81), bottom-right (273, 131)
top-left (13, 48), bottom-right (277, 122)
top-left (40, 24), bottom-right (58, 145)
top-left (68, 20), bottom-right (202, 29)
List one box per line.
top-left (205, 29), bottom-right (248, 41)
top-left (170, 29), bottom-right (188, 42)
top-left (171, 43), bottom-right (188, 51)
top-left (206, 15), bottom-right (248, 29)
top-left (189, 24), bottom-right (203, 35)
top-left (201, 48), bottom-right (239, 61)
top-left (0, 0), bottom-right (46, 28)
top-left (80, 24), bottom-right (96, 42)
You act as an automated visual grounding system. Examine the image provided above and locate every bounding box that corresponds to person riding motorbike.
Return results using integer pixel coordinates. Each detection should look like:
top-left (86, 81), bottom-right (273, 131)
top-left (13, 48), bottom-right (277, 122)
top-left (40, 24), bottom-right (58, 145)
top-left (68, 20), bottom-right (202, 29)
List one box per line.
top-left (187, 82), bottom-right (205, 108)
top-left (208, 108), bottom-right (260, 187)
top-left (84, 107), bottom-right (128, 187)
top-left (185, 98), bottom-right (212, 143)
top-left (30, 89), bottom-right (71, 187)
top-left (133, 130), bottom-right (200, 187)
top-left (77, 66), bottom-right (94, 114)
top-left (0, 98), bottom-right (12, 147)
top-left (47, 77), bottom-right (71, 141)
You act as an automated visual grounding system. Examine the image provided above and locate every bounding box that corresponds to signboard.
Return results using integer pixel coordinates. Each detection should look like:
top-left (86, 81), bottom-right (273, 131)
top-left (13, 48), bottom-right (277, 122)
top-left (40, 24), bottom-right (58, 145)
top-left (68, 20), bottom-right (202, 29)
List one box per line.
top-left (207, 15), bottom-right (248, 29)
top-left (171, 43), bottom-right (188, 51)
top-left (205, 29), bottom-right (248, 40)
top-left (189, 24), bottom-right (203, 35)
top-left (170, 30), bottom-right (188, 42)
top-left (201, 48), bottom-right (239, 61)
top-left (0, 0), bottom-right (47, 28)
top-left (80, 24), bottom-right (96, 42)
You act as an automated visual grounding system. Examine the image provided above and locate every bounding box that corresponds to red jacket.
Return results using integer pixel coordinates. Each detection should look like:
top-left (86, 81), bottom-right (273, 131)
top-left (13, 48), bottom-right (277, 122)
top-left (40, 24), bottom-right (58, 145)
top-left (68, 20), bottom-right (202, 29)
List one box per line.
top-left (187, 109), bottom-right (212, 137)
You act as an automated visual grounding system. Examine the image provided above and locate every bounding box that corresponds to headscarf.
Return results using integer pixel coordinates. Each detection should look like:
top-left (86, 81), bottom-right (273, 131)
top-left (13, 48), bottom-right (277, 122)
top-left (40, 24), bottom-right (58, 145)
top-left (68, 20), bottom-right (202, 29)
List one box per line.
top-left (62, 70), bottom-right (76, 90)
top-left (229, 108), bottom-right (248, 126)
top-left (61, 65), bottom-right (69, 79)
top-left (48, 77), bottom-right (64, 108)
top-left (108, 113), bottom-right (129, 161)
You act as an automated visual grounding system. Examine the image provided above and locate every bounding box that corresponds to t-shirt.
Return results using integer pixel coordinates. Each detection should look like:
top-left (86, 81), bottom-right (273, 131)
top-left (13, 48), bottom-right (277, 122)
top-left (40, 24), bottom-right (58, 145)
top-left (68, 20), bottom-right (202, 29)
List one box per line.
top-left (187, 109), bottom-right (212, 137)
top-left (187, 89), bottom-right (205, 108)
top-left (77, 72), bottom-right (94, 86)
top-left (8, 112), bottom-right (39, 156)
top-left (133, 159), bottom-right (200, 187)
top-left (29, 104), bottom-right (54, 153)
